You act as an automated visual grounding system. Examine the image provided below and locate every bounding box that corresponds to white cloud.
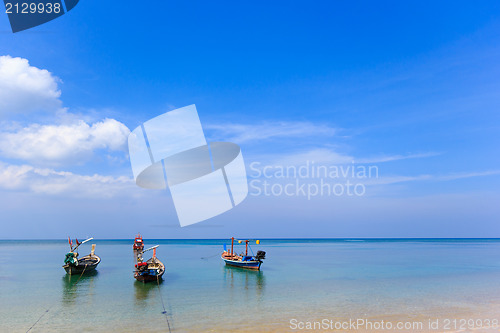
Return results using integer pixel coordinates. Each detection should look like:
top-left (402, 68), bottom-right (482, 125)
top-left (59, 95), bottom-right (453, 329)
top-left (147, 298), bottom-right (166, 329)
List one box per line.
top-left (0, 118), bottom-right (131, 165)
top-left (247, 147), bottom-right (500, 188)
top-left (262, 148), bottom-right (354, 166)
top-left (363, 170), bottom-right (500, 186)
top-left (249, 148), bottom-right (438, 168)
top-left (363, 174), bottom-right (431, 185)
top-left (0, 55), bottom-right (62, 115)
top-left (0, 161), bottom-right (137, 198)
top-left (357, 152), bottom-right (441, 163)
top-left (205, 121), bottom-right (337, 143)
top-left (435, 170), bottom-right (500, 181)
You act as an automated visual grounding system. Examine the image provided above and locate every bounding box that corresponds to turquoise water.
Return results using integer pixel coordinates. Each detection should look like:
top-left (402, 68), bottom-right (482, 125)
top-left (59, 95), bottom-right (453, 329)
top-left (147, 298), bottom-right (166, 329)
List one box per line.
top-left (1, 239), bottom-right (500, 332)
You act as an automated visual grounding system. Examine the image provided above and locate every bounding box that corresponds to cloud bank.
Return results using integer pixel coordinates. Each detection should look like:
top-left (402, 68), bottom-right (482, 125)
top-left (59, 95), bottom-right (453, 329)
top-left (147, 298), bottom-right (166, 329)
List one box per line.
top-left (0, 162), bottom-right (136, 198)
top-left (206, 121), bottom-right (337, 143)
top-left (0, 55), bottom-right (134, 198)
top-left (0, 118), bottom-right (130, 165)
top-left (0, 55), bottom-right (62, 116)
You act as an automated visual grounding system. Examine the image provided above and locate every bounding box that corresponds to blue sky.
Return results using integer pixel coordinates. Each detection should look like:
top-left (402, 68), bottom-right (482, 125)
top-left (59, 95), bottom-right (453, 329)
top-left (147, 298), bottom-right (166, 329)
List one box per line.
top-left (0, 1), bottom-right (499, 238)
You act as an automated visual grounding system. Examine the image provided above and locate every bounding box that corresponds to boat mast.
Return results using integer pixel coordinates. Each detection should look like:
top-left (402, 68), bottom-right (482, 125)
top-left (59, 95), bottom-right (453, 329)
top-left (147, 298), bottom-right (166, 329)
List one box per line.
top-left (231, 237), bottom-right (234, 256)
top-left (72, 237), bottom-right (93, 252)
top-left (245, 240), bottom-right (249, 256)
top-left (142, 245), bottom-right (159, 254)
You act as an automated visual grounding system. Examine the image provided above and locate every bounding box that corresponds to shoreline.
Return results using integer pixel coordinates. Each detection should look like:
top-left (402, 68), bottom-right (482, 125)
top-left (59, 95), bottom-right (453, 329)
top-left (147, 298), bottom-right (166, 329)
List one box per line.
top-left (9, 301), bottom-right (498, 332)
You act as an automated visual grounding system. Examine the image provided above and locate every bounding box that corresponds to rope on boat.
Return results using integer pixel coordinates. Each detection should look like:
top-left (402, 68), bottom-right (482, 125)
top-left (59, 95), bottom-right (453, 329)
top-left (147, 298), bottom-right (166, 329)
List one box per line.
top-left (25, 305), bottom-right (53, 333)
top-left (156, 275), bottom-right (172, 333)
top-left (200, 252), bottom-right (220, 259)
top-left (248, 244), bottom-right (255, 256)
top-left (26, 264), bottom-right (89, 333)
top-left (74, 264), bottom-right (88, 284)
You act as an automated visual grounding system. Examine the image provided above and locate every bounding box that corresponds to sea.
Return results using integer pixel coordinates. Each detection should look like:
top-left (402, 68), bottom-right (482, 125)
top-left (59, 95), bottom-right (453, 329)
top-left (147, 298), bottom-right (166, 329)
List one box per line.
top-left (1, 239), bottom-right (499, 332)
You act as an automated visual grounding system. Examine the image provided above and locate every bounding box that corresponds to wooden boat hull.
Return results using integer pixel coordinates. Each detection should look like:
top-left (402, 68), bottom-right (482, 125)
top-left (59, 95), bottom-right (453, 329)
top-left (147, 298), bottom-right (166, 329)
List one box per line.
top-left (134, 271), bottom-right (164, 283)
top-left (63, 255), bottom-right (101, 275)
top-left (134, 258), bottom-right (165, 283)
top-left (222, 256), bottom-right (262, 270)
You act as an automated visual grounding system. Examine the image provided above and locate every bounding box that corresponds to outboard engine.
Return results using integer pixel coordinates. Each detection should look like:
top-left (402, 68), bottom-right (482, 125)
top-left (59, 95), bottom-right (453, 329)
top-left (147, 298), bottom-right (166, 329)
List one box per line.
top-left (255, 250), bottom-right (266, 260)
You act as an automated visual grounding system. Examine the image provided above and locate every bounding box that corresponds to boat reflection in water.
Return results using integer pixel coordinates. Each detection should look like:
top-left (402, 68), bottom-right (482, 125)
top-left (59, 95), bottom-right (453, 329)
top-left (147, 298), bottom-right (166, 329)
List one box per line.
top-left (223, 265), bottom-right (266, 302)
top-left (133, 279), bottom-right (163, 306)
top-left (61, 270), bottom-right (98, 305)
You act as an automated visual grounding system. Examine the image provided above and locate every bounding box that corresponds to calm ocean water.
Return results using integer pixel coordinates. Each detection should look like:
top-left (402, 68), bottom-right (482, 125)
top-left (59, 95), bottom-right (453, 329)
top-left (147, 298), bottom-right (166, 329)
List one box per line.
top-left (1, 239), bottom-right (500, 332)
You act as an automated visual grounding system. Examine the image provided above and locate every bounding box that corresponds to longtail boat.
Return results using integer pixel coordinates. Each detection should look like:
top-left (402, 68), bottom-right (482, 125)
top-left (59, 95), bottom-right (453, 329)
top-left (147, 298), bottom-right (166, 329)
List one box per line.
top-left (221, 237), bottom-right (266, 270)
top-left (63, 237), bottom-right (100, 275)
top-left (134, 242), bottom-right (165, 283)
top-left (133, 234), bottom-right (144, 252)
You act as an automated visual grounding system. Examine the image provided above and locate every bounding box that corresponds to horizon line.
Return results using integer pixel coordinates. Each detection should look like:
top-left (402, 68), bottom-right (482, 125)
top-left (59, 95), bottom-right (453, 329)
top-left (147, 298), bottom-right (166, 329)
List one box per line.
top-left (2, 237), bottom-right (500, 241)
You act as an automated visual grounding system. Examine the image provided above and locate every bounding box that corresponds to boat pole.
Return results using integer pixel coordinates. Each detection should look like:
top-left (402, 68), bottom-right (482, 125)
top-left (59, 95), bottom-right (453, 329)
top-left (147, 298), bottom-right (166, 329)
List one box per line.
top-left (231, 237), bottom-right (234, 256)
top-left (245, 240), bottom-right (248, 256)
top-left (73, 237), bottom-right (94, 252)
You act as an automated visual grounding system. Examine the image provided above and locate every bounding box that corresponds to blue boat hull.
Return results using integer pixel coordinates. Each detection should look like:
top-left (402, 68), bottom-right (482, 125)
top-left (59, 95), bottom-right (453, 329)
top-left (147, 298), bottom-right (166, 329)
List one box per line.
top-left (222, 257), bottom-right (262, 270)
